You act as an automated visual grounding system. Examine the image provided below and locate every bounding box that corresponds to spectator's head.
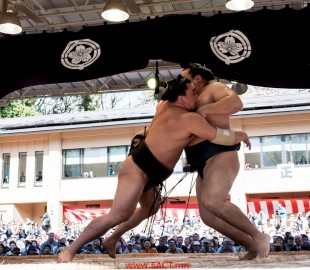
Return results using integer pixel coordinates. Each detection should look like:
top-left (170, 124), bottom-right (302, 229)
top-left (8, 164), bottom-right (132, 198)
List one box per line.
top-left (116, 240), bottom-right (122, 250)
top-left (43, 244), bottom-right (52, 254)
top-left (274, 237), bottom-right (285, 252)
top-left (12, 247), bottom-right (21, 256)
top-left (159, 236), bottom-right (166, 246)
top-left (287, 235), bottom-right (295, 245)
top-left (192, 233), bottom-right (200, 241)
top-left (48, 232), bottom-right (55, 242)
top-left (202, 238), bottom-right (211, 247)
top-left (93, 238), bottom-right (101, 247)
top-left (86, 243), bottom-right (94, 252)
top-left (135, 234), bottom-right (141, 243)
top-left (168, 239), bottom-right (176, 251)
top-left (57, 246), bottom-right (66, 253)
top-left (301, 234), bottom-right (309, 246)
top-left (139, 236), bottom-right (146, 245)
top-left (184, 237), bottom-right (190, 246)
top-left (192, 240), bottom-right (201, 252)
top-left (143, 240), bottom-right (152, 250)
top-left (31, 240), bottom-right (38, 247)
top-left (67, 239), bottom-right (74, 245)
top-left (176, 236), bottom-right (183, 246)
top-left (27, 245), bottom-right (37, 255)
top-left (59, 242), bottom-right (66, 248)
top-left (130, 236), bottom-right (136, 244)
top-left (0, 244), bottom-right (5, 254)
top-left (9, 240), bottom-right (17, 250)
top-left (126, 241), bottom-right (134, 251)
top-left (294, 234), bottom-right (302, 246)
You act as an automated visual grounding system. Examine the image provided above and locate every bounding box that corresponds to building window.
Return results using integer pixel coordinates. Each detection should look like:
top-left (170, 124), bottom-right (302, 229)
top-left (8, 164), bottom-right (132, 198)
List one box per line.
top-left (83, 148), bottom-right (107, 177)
top-left (245, 133), bottom-right (310, 168)
top-left (63, 147), bottom-right (111, 178)
top-left (19, 152), bottom-right (27, 186)
top-left (63, 149), bottom-right (82, 178)
top-left (108, 146), bottom-right (128, 176)
top-left (290, 134), bottom-right (308, 165)
top-left (261, 136), bottom-right (283, 167)
top-left (35, 151), bottom-right (43, 183)
top-left (2, 153), bottom-right (10, 187)
top-left (244, 137), bottom-right (261, 169)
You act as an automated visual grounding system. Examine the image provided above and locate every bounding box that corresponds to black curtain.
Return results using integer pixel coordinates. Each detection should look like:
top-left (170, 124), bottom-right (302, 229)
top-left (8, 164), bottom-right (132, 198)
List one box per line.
top-left (1, 6), bottom-right (310, 99)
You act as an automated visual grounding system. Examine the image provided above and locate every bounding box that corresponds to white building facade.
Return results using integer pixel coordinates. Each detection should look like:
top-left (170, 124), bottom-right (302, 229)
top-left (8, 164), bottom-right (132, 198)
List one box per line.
top-left (0, 102), bottom-right (310, 232)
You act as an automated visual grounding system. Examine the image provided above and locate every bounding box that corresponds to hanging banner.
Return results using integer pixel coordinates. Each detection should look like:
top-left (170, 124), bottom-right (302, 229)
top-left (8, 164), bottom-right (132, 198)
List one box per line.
top-left (1, 6), bottom-right (310, 98)
top-left (63, 204), bottom-right (199, 223)
top-left (63, 206), bottom-right (110, 222)
top-left (247, 198), bottom-right (310, 219)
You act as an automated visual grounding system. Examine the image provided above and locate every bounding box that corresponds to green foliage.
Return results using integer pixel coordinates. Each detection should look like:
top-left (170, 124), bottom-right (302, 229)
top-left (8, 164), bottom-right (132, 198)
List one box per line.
top-left (34, 95), bottom-right (97, 114)
top-left (0, 90), bottom-right (156, 117)
top-left (0, 99), bottom-right (38, 118)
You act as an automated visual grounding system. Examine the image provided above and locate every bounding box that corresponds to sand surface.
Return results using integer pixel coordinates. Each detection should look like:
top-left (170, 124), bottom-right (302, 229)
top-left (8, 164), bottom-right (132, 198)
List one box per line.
top-left (1, 252), bottom-right (310, 269)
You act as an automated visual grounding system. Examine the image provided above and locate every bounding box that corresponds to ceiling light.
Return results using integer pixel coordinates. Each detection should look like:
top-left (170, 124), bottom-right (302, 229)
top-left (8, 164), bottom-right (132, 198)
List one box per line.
top-left (225, 0), bottom-right (254, 11)
top-left (101, 0), bottom-right (129, 22)
top-left (0, 12), bottom-right (22, 34)
top-left (147, 78), bottom-right (156, 89)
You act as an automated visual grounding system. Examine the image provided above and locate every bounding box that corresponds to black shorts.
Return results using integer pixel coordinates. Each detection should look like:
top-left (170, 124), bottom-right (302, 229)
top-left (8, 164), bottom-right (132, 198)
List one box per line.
top-left (185, 140), bottom-right (240, 178)
top-left (129, 135), bottom-right (173, 192)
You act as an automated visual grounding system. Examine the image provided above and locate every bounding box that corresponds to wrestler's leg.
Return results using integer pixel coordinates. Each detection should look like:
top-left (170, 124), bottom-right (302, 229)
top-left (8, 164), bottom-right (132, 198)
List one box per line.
top-left (57, 156), bottom-right (148, 263)
top-left (103, 186), bottom-right (161, 258)
top-left (199, 151), bottom-right (270, 258)
top-left (196, 176), bottom-right (257, 260)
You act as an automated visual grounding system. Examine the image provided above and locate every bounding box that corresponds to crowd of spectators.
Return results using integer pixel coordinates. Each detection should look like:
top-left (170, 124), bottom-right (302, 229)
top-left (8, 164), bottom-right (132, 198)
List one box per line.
top-left (1, 209), bottom-right (310, 256)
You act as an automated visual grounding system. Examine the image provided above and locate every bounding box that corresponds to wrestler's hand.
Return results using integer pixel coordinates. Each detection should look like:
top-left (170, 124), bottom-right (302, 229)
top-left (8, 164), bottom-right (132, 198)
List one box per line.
top-left (243, 136), bottom-right (251, 150)
top-left (235, 131), bottom-right (251, 150)
top-left (196, 105), bottom-right (208, 118)
top-left (242, 132), bottom-right (251, 150)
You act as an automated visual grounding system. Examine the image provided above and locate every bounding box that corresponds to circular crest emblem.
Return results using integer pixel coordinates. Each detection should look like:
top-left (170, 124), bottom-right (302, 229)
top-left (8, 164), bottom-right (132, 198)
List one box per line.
top-left (61, 39), bottom-right (101, 70)
top-left (210, 30), bottom-right (251, 65)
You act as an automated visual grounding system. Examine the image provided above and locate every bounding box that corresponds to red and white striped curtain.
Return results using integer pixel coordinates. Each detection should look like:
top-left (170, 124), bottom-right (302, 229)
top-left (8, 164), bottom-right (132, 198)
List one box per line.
top-left (156, 204), bottom-right (199, 221)
top-left (63, 206), bottom-right (110, 222)
top-left (247, 198), bottom-right (310, 219)
top-left (64, 200), bottom-right (310, 223)
top-left (63, 204), bottom-right (199, 223)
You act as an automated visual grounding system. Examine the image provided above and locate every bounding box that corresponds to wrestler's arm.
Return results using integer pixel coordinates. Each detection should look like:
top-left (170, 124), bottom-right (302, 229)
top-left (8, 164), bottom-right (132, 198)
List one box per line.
top-left (185, 113), bottom-right (251, 149)
top-left (197, 83), bottom-right (243, 117)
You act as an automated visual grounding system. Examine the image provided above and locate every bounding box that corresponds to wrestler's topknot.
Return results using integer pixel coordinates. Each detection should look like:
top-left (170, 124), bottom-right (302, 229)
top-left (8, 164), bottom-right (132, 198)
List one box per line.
top-left (187, 63), bottom-right (215, 82)
top-left (161, 75), bottom-right (191, 102)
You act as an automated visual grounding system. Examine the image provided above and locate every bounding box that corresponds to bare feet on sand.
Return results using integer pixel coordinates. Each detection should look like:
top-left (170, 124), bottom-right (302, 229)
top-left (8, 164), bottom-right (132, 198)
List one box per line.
top-left (239, 250), bottom-right (257, 260)
top-left (255, 233), bottom-right (271, 258)
top-left (57, 249), bottom-right (75, 263)
top-left (102, 238), bottom-right (117, 259)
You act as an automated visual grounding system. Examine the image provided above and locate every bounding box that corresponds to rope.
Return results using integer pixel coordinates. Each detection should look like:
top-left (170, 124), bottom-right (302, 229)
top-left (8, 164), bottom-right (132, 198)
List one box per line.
top-left (142, 171), bottom-right (197, 238)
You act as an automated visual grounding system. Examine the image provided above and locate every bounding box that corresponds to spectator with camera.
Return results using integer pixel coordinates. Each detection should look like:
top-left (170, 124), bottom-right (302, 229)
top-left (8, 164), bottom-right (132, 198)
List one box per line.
top-left (275, 203), bottom-right (287, 229)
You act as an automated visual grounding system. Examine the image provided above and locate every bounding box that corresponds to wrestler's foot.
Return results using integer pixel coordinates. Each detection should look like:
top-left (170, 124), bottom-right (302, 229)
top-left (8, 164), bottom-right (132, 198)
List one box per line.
top-left (254, 233), bottom-right (270, 258)
top-left (239, 250), bottom-right (257, 260)
top-left (102, 238), bottom-right (117, 259)
top-left (57, 248), bottom-right (75, 263)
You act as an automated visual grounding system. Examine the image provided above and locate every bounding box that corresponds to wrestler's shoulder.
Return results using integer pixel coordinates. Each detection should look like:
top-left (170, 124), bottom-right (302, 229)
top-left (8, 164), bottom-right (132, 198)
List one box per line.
top-left (180, 111), bottom-right (204, 123)
top-left (206, 81), bottom-right (230, 92)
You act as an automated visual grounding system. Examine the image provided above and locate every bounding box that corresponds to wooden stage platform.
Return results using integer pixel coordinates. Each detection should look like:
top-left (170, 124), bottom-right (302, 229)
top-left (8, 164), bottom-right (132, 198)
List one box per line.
top-left (0, 252), bottom-right (310, 270)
